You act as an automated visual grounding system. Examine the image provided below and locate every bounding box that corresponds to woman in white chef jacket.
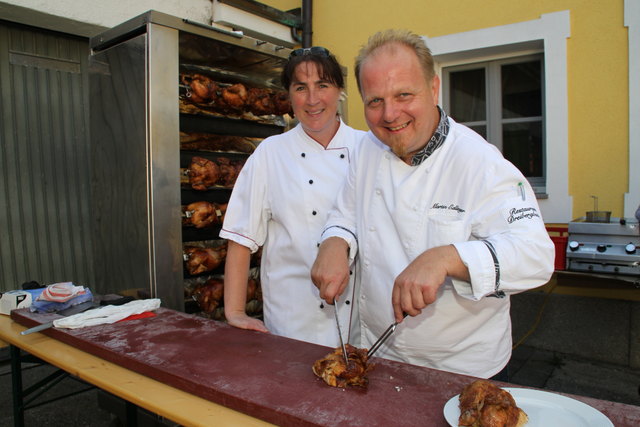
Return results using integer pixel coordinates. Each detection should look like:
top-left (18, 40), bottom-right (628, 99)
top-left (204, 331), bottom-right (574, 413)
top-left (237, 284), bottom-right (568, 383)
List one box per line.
top-left (219, 47), bottom-right (365, 346)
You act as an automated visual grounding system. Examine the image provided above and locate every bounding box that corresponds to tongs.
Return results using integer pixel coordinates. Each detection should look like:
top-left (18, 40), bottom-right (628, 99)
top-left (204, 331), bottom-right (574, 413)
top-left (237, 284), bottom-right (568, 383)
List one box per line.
top-left (333, 297), bottom-right (350, 366)
top-left (367, 313), bottom-right (408, 358)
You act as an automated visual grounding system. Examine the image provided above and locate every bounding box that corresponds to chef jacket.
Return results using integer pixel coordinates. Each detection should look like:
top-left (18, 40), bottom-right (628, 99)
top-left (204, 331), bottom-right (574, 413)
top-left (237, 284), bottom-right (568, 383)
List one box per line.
top-left (220, 120), bottom-right (365, 347)
top-left (322, 117), bottom-right (555, 378)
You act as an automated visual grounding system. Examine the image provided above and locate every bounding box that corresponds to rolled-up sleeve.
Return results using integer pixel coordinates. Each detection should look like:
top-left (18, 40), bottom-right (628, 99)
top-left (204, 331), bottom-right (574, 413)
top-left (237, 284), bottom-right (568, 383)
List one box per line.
top-left (453, 160), bottom-right (555, 300)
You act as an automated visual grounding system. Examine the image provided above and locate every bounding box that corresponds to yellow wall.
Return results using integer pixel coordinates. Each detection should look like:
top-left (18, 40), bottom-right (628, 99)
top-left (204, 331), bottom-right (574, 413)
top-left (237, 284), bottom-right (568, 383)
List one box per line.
top-left (306, 0), bottom-right (630, 219)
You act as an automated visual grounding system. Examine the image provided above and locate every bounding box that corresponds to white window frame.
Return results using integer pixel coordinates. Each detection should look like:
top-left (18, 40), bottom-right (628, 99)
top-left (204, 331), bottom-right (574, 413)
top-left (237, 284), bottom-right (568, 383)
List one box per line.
top-left (424, 11), bottom-right (571, 223)
top-left (442, 54), bottom-right (545, 191)
top-left (624, 0), bottom-right (640, 218)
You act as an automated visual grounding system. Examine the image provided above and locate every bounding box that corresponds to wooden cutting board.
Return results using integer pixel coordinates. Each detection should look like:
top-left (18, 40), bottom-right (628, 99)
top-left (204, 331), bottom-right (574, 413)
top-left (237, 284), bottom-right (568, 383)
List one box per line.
top-left (12, 307), bottom-right (472, 426)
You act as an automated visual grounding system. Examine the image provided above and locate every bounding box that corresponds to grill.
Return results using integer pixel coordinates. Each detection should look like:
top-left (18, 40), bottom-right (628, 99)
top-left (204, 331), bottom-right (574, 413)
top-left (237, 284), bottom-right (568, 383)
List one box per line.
top-left (566, 217), bottom-right (640, 278)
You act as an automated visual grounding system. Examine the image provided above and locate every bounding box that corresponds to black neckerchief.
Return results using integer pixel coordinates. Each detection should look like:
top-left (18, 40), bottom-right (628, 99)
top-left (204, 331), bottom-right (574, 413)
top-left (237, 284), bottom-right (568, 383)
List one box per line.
top-left (411, 106), bottom-right (450, 166)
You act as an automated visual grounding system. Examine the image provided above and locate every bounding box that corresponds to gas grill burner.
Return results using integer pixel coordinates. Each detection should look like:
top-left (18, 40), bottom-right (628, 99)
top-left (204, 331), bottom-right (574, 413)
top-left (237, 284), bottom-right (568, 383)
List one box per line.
top-left (566, 217), bottom-right (640, 277)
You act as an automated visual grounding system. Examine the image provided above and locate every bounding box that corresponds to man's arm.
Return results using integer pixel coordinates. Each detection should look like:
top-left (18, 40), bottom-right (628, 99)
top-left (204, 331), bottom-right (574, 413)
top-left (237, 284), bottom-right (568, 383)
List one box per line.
top-left (311, 237), bottom-right (351, 305)
top-left (391, 244), bottom-right (470, 322)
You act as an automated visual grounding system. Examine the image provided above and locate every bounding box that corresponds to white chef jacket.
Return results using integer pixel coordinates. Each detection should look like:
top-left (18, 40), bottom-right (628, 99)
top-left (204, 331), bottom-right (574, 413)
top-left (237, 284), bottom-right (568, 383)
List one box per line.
top-left (322, 117), bottom-right (555, 377)
top-left (220, 119), bottom-right (365, 347)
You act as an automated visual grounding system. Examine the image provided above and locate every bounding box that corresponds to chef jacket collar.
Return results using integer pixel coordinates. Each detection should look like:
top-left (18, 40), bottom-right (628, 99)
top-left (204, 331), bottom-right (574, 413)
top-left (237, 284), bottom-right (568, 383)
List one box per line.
top-left (410, 106), bottom-right (450, 166)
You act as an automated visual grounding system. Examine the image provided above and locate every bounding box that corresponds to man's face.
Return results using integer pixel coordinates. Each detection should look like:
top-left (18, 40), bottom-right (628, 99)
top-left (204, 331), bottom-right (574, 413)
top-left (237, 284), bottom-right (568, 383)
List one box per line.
top-left (359, 43), bottom-right (440, 163)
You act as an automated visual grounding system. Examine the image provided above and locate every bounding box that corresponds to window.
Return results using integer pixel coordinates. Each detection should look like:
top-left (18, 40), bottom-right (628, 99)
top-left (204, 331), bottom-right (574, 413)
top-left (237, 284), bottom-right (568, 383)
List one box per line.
top-left (424, 10), bottom-right (571, 222)
top-left (443, 55), bottom-right (545, 192)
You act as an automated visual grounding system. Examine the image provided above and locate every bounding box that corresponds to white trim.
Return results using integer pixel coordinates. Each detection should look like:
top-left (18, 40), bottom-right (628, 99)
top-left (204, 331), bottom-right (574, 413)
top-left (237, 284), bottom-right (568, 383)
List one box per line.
top-left (625, 0), bottom-right (640, 218)
top-left (424, 11), bottom-right (572, 223)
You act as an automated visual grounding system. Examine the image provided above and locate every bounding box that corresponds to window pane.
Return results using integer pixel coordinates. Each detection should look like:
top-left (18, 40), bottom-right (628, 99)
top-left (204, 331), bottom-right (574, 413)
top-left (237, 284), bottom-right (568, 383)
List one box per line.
top-left (503, 121), bottom-right (543, 177)
top-left (502, 61), bottom-right (541, 118)
top-left (450, 68), bottom-right (486, 122)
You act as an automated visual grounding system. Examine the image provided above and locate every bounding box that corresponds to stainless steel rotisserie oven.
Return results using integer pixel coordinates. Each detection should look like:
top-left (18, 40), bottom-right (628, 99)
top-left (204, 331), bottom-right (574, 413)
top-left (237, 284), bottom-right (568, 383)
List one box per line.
top-left (89, 10), bottom-right (292, 311)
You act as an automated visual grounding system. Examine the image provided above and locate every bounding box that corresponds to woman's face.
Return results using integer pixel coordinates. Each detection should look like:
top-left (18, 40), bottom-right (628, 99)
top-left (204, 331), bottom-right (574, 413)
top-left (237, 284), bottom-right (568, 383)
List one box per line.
top-left (288, 61), bottom-right (341, 145)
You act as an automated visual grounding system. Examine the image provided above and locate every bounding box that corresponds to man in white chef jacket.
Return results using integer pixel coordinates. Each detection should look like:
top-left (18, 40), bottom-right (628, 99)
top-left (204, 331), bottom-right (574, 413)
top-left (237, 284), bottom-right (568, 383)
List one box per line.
top-left (311, 29), bottom-right (555, 379)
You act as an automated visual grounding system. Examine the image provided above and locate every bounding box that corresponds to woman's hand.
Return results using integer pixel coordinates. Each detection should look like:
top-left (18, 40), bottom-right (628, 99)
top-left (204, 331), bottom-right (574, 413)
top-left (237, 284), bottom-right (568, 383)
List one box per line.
top-left (225, 311), bottom-right (270, 333)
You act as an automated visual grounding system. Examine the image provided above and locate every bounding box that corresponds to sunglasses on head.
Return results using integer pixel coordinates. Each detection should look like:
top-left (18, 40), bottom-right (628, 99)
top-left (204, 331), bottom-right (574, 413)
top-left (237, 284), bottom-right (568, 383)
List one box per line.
top-left (289, 46), bottom-right (330, 59)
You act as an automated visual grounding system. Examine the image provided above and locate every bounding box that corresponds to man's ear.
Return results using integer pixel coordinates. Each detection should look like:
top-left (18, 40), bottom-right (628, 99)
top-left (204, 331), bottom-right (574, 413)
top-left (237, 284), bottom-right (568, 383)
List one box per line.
top-left (431, 74), bottom-right (441, 105)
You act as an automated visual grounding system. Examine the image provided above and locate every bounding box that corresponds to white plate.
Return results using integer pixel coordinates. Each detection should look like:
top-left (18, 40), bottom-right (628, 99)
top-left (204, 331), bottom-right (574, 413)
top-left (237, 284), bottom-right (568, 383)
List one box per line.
top-left (443, 387), bottom-right (613, 427)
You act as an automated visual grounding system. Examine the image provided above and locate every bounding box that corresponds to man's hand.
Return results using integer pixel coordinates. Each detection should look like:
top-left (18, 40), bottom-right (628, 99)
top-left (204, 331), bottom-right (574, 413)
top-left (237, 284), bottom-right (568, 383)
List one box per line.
top-left (311, 237), bottom-right (351, 304)
top-left (392, 245), bottom-right (470, 322)
top-left (225, 311), bottom-right (270, 333)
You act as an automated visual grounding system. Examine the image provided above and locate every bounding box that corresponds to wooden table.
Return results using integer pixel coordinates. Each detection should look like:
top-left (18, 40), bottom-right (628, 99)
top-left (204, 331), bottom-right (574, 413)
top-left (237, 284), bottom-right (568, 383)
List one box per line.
top-left (4, 308), bottom-right (640, 426)
top-left (0, 314), bottom-right (273, 427)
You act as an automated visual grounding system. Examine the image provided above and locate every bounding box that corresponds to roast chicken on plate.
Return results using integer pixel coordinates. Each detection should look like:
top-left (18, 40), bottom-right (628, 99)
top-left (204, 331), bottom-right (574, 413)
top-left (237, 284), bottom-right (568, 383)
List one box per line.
top-left (458, 380), bottom-right (528, 427)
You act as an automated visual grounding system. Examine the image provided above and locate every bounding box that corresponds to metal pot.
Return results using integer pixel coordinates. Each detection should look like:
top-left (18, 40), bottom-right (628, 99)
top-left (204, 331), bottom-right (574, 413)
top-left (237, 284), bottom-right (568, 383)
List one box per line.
top-left (586, 210), bottom-right (611, 223)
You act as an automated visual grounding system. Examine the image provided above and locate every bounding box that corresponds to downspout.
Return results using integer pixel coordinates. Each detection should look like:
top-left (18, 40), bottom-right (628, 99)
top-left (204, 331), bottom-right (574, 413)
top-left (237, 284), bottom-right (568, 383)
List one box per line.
top-left (302, 0), bottom-right (312, 47)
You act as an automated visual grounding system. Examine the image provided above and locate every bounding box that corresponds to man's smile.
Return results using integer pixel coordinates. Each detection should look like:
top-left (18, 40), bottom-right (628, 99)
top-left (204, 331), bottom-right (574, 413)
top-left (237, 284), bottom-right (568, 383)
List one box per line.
top-left (387, 121), bottom-right (410, 132)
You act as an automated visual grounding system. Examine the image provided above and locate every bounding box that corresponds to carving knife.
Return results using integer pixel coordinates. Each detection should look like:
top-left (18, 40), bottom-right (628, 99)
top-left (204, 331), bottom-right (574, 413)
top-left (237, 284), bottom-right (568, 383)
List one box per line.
top-left (368, 312), bottom-right (408, 358)
top-left (332, 297), bottom-right (349, 366)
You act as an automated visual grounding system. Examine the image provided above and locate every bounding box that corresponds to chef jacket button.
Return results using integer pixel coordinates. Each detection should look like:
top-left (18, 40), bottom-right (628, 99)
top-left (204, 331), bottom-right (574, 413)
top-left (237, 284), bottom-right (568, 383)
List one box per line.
top-left (404, 243), bottom-right (409, 249)
top-left (301, 152), bottom-right (306, 157)
top-left (317, 242), bottom-right (320, 247)
top-left (345, 300), bottom-right (350, 305)
top-left (312, 210), bottom-right (317, 215)
top-left (320, 302), bottom-right (324, 309)
top-left (309, 179), bottom-right (313, 184)
top-left (350, 270), bottom-right (353, 275)
top-left (340, 154), bottom-right (345, 159)
top-left (369, 226), bottom-right (375, 231)
top-left (375, 189), bottom-right (381, 195)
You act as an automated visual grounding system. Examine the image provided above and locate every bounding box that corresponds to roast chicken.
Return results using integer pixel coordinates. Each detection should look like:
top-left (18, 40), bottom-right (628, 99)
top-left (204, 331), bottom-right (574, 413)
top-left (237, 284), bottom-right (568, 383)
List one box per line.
top-left (188, 156), bottom-right (220, 191)
top-left (458, 380), bottom-right (528, 427)
top-left (181, 73), bottom-right (219, 104)
top-left (312, 344), bottom-right (372, 388)
top-left (180, 72), bottom-right (291, 117)
top-left (187, 156), bottom-right (245, 190)
top-left (193, 278), bottom-right (224, 313)
top-left (180, 132), bottom-right (258, 154)
top-left (221, 83), bottom-right (248, 112)
top-left (183, 201), bottom-right (227, 229)
top-left (184, 245), bottom-right (227, 276)
top-left (272, 90), bottom-right (293, 116)
top-left (192, 277), bottom-right (261, 315)
top-left (215, 157), bottom-right (243, 187)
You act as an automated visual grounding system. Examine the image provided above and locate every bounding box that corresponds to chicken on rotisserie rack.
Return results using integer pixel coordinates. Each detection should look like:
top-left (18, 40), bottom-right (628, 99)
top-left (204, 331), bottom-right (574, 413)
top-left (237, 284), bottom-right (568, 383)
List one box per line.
top-left (186, 156), bottom-right (245, 190)
top-left (180, 72), bottom-right (292, 117)
top-left (192, 277), bottom-right (260, 314)
top-left (182, 201), bottom-right (227, 229)
top-left (458, 380), bottom-right (528, 427)
top-left (180, 132), bottom-right (258, 154)
top-left (312, 344), bottom-right (372, 388)
top-left (181, 73), bottom-right (219, 104)
top-left (188, 156), bottom-right (220, 191)
top-left (183, 245), bottom-right (227, 276)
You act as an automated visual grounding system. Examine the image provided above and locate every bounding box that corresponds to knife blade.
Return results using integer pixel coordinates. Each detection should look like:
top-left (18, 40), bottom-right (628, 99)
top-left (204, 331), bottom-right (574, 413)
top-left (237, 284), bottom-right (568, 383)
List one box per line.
top-left (20, 300), bottom-right (99, 335)
top-left (332, 297), bottom-right (349, 366)
top-left (367, 312), bottom-right (408, 358)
